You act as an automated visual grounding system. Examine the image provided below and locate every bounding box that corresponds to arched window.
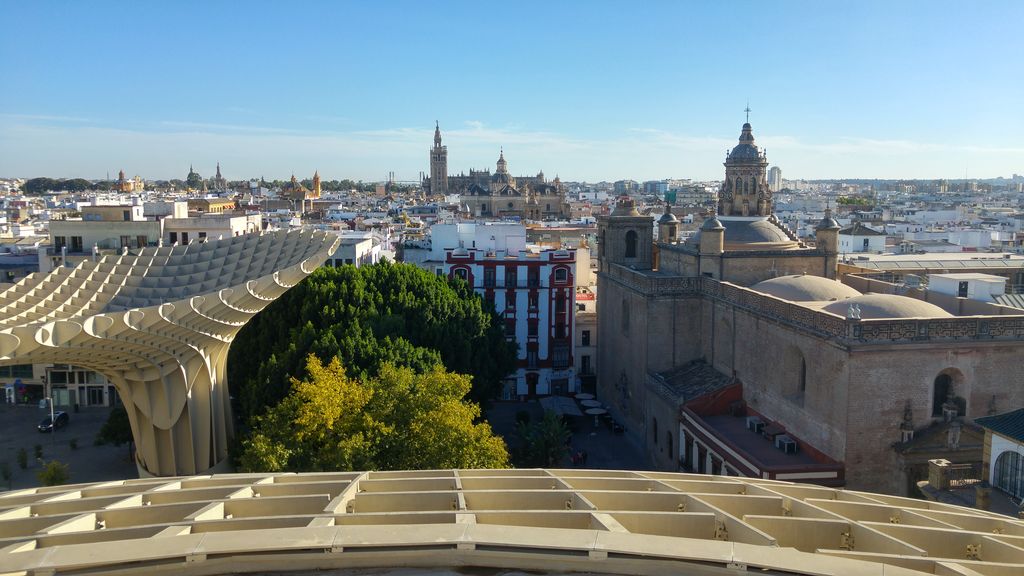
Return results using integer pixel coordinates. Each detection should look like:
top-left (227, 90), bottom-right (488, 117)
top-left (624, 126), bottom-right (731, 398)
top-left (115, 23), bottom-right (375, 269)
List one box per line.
top-left (932, 374), bottom-right (952, 416)
top-left (554, 268), bottom-right (568, 284)
top-left (735, 177), bottom-right (742, 193)
top-left (743, 179), bottom-right (749, 194)
top-left (621, 298), bottom-right (629, 334)
top-left (453, 268), bottom-right (468, 281)
top-left (652, 418), bottom-right (659, 444)
top-left (625, 230), bottom-right (637, 258)
top-left (994, 451), bottom-right (1024, 499)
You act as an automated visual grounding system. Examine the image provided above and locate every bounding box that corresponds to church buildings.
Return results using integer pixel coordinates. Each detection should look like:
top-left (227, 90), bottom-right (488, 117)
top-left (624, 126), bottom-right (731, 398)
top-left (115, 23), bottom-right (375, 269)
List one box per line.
top-left (597, 119), bottom-right (1024, 496)
top-left (424, 123), bottom-right (570, 220)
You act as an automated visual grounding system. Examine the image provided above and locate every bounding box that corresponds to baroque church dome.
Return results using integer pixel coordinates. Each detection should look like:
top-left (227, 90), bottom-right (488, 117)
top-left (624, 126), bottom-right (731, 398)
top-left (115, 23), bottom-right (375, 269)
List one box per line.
top-left (752, 274), bottom-right (862, 302)
top-left (728, 123), bottom-right (762, 161)
top-left (687, 216), bottom-right (799, 250)
top-left (822, 294), bottom-right (953, 319)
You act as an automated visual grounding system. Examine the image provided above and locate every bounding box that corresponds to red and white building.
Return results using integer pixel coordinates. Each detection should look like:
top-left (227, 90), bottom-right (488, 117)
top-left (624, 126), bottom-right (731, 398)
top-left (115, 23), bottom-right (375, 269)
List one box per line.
top-left (446, 243), bottom-right (576, 399)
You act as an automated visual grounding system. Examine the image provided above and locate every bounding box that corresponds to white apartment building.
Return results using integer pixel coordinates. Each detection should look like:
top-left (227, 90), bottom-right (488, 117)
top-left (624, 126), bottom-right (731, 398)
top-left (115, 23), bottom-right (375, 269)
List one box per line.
top-left (443, 236), bottom-right (576, 400)
top-left (838, 222), bottom-right (886, 253)
top-left (325, 231), bottom-right (383, 267)
top-left (164, 213), bottom-right (262, 246)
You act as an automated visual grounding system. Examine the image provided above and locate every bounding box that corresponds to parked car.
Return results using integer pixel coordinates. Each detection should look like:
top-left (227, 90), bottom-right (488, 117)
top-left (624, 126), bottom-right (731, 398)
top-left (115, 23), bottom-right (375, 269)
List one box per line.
top-left (38, 411), bottom-right (69, 433)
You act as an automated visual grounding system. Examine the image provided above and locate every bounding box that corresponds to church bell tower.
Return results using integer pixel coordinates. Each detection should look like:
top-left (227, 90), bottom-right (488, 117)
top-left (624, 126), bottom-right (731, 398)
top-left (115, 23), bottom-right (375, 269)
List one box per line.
top-left (596, 197), bottom-right (654, 273)
top-left (718, 109), bottom-right (772, 217)
top-left (429, 121), bottom-right (448, 196)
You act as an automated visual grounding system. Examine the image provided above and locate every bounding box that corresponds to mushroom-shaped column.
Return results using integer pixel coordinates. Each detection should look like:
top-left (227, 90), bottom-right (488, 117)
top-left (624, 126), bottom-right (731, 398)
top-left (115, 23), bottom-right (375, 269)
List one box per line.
top-left (0, 229), bottom-right (339, 476)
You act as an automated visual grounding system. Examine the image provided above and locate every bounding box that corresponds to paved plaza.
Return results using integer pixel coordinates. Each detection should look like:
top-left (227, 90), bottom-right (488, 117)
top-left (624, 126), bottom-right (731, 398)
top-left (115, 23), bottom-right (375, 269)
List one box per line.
top-left (0, 401), bottom-right (137, 490)
top-left (485, 399), bottom-right (649, 470)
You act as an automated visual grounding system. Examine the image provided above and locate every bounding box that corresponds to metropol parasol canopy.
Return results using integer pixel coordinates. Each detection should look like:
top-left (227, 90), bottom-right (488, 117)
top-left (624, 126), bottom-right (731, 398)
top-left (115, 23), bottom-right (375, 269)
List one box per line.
top-left (0, 229), bottom-right (339, 477)
top-left (1, 469), bottom-right (1022, 575)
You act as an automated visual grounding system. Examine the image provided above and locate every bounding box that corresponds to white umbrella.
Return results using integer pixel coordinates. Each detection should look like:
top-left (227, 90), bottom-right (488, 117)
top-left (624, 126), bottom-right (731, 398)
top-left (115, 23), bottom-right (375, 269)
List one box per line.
top-left (574, 393), bottom-right (595, 400)
top-left (585, 407), bottom-right (607, 427)
top-left (580, 399), bottom-right (602, 408)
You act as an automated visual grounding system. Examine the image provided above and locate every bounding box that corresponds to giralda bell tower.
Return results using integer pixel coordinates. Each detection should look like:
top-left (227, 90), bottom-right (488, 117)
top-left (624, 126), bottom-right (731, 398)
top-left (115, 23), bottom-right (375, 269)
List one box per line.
top-left (429, 121), bottom-right (448, 195)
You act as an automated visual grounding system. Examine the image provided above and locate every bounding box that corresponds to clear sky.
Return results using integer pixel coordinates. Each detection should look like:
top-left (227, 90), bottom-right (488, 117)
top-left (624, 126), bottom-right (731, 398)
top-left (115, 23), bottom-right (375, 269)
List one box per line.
top-left (1, 1), bottom-right (1022, 183)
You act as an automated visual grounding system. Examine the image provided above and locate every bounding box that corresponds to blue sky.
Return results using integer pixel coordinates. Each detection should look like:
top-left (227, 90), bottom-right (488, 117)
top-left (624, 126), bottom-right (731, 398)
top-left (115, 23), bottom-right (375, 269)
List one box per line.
top-left (1, 1), bottom-right (1022, 182)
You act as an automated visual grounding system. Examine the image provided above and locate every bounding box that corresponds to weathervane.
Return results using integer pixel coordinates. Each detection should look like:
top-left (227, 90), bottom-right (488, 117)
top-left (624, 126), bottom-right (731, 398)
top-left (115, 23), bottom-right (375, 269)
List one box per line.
top-left (745, 102), bottom-right (751, 123)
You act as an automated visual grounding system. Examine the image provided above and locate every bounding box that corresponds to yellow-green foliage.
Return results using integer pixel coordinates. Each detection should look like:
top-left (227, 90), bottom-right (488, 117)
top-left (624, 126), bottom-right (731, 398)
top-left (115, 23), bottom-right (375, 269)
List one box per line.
top-left (240, 355), bottom-right (509, 472)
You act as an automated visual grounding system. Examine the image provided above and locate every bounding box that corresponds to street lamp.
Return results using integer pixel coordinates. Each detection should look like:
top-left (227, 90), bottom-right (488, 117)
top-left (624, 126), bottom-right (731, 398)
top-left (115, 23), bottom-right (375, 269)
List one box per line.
top-left (42, 374), bottom-right (54, 450)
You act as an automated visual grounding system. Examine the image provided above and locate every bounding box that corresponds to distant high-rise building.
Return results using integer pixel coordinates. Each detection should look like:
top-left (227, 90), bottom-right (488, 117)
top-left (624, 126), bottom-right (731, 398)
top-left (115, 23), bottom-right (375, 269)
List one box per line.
top-left (613, 180), bottom-right (638, 194)
top-left (768, 166), bottom-right (783, 192)
top-left (428, 121), bottom-right (448, 195)
top-left (643, 180), bottom-right (668, 195)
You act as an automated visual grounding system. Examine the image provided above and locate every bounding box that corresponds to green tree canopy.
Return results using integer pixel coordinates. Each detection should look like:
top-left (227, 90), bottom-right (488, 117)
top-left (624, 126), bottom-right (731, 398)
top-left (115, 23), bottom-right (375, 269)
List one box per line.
top-left (37, 460), bottom-right (70, 486)
top-left (228, 261), bottom-right (516, 423)
top-left (239, 356), bottom-right (508, 472)
top-left (21, 177), bottom-right (93, 194)
top-left (96, 405), bottom-right (133, 446)
top-left (836, 196), bottom-right (871, 206)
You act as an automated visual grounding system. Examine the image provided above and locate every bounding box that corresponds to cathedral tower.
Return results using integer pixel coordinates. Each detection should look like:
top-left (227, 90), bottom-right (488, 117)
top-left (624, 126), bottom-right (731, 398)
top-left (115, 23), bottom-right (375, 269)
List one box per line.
top-left (312, 170), bottom-right (321, 198)
top-left (429, 121), bottom-right (448, 195)
top-left (718, 117), bottom-right (772, 217)
top-left (596, 197), bottom-right (654, 273)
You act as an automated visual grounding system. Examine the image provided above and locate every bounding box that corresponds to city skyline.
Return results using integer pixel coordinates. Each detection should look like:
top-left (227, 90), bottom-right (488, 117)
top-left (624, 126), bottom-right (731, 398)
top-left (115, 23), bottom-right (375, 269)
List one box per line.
top-left (1, 1), bottom-right (1022, 182)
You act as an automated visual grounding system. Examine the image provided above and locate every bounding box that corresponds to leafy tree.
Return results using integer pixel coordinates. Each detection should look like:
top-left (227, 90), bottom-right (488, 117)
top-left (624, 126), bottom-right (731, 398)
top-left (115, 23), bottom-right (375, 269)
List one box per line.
top-left (37, 460), bottom-right (70, 486)
top-left (514, 411), bottom-right (570, 467)
top-left (21, 177), bottom-right (93, 194)
top-left (22, 177), bottom-right (58, 194)
top-left (228, 262), bottom-right (515, 423)
top-left (96, 406), bottom-right (133, 446)
top-left (836, 196), bottom-right (870, 206)
top-left (64, 178), bottom-right (92, 192)
top-left (16, 448), bottom-right (27, 470)
top-left (239, 355), bottom-right (508, 472)
top-left (186, 170), bottom-right (204, 189)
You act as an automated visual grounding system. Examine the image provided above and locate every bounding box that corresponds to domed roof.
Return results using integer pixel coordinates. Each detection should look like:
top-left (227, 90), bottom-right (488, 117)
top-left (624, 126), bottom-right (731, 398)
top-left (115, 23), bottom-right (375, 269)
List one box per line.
top-left (700, 214), bottom-right (724, 231)
top-left (822, 294), bottom-right (953, 319)
top-left (752, 274), bottom-right (862, 302)
top-left (658, 203), bottom-right (678, 224)
top-left (728, 122), bottom-right (763, 162)
top-left (816, 207), bottom-right (841, 231)
top-left (689, 217), bottom-right (796, 248)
